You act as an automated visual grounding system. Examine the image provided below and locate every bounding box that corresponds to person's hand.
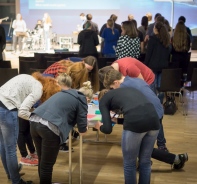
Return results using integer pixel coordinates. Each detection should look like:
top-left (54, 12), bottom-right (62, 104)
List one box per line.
top-left (144, 35), bottom-right (149, 42)
top-left (79, 127), bottom-right (88, 136)
top-left (111, 118), bottom-right (117, 124)
top-left (94, 121), bottom-right (103, 130)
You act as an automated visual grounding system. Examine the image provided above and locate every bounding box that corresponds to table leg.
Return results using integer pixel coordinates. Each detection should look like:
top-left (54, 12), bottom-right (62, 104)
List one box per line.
top-left (69, 131), bottom-right (72, 184)
top-left (79, 135), bottom-right (83, 184)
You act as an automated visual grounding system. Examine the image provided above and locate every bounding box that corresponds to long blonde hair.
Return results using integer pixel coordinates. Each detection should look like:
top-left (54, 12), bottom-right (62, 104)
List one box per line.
top-left (107, 19), bottom-right (115, 34)
top-left (173, 21), bottom-right (189, 52)
top-left (83, 56), bottom-right (99, 93)
top-left (44, 13), bottom-right (52, 24)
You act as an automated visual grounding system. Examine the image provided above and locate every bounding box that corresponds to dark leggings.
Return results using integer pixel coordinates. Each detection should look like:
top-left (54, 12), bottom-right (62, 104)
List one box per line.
top-left (30, 122), bottom-right (60, 184)
top-left (17, 118), bottom-right (35, 157)
top-left (151, 148), bottom-right (175, 164)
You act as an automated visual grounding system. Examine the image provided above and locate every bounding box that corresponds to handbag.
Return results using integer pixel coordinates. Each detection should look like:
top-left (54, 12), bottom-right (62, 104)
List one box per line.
top-left (163, 95), bottom-right (177, 115)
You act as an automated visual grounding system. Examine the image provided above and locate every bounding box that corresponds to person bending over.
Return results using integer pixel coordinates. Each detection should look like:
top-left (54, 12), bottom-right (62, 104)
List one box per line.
top-left (29, 78), bottom-right (93, 184)
top-left (102, 70), bottom-right (188, 169)
top-left (43, 58), bottom-right (99, 93)
top-left (0, 72), bottom-right (61, 184)
top-left (99, 57), bottom-right (168, 151)
top-left (95, 87), bottom-right (160, 184)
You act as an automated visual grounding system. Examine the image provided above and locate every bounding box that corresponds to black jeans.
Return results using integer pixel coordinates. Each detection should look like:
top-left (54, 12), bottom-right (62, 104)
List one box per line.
top-left (151, 148), bottom-right (175, 164)
top-left (30, 122), bottom-right (60, 184)
top-left (17, 118), bottom-right (35, 157)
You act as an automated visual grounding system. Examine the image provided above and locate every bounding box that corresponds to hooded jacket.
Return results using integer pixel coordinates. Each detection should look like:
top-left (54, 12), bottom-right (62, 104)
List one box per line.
top-left (31, 89), bottom-right (88, 144)
top-left (78, 29), bottom-right (99, 56)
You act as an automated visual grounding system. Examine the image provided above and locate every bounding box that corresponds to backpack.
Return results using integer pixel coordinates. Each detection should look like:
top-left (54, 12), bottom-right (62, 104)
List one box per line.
top-left (163, 95), bottom-right (177, 115)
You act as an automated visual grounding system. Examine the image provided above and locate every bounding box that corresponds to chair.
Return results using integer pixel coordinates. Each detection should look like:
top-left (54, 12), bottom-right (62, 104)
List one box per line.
top-left (184, 68), bottom-right (197, 98)
top-left (19, 56), bottom-right (35, 62)
top-left (0, 68), bottom-right (18, 86)
top-left (184, 61), bottom-right (197, 83)
top-left (30, 68), bottom-right (46, 74)
top-left (0, 60), bottom-right (11, 68)
top-left (97, 57), bottom-right (116, 69)
top-left (19, 60), bottom-right (38, 74)
top-left (158, 68), bottom-right (186, 115)
top-left (44, 56), bottom-right (61, 62)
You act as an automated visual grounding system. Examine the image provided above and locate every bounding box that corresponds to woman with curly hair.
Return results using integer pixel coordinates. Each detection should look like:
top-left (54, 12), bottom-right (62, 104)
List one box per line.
top-left (0, 72), bottom-right (61, 184)
top-left (171, 21), bottom-right (191, 73)
top-left (144, 21), bottom-right (171, 100)
top-left (115, 21), bottom-right (140, 59)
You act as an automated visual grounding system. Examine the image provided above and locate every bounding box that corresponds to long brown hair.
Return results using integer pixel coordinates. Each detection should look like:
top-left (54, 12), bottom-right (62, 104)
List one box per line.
top-left (173, 21), bottom-right (189, 52)
top-left (66, 62), bottom-right (89, 89)
top-left (107, 19), bottom-right (115, 34)
top-left (121, 21), bottom-right (138, 38)
top-left (154, 22), bottom-right (170, 48)
top-left (32, 72), bottom-right (61, 103)
top-left (84, 56), bottom-right (99, 93)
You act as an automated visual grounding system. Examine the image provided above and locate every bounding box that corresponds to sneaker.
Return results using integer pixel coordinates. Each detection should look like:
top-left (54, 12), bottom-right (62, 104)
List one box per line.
top-left (30, 152), bottom-right (38, 159)
top-left (18, 178), bottom-right (33, 184)
top-left (59, 144), bottom-right (74, 153)
top-left (20, 155), bottom-right (38, 166)
top-left (158, 146), bottom-right (169, 152)
top-left (173, 153), bottom-right (188, 170)
top-left (7, 164), bottom-right (23, 180)
top-left (72, 130), bottom-right (79, 139)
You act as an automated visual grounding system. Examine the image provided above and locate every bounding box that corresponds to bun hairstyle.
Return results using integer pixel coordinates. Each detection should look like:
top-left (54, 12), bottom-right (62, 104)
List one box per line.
top-left (79, 81), bottom-right (93, 101)
top-left (56, 73), bottom-right (72, 88)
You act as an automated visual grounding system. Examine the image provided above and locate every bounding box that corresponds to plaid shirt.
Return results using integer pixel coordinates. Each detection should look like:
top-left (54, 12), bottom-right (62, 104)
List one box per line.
top-left (43, 62), bottom-right (67, 77)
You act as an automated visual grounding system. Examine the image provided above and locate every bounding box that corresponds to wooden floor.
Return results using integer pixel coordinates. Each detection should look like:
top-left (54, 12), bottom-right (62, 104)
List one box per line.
top-left (0, 93), bottom-right (197, 184)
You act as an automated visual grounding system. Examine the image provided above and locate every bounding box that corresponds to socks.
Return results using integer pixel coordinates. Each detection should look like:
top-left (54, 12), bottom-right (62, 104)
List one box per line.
top-left (174, 155), bottom-right (180, 164)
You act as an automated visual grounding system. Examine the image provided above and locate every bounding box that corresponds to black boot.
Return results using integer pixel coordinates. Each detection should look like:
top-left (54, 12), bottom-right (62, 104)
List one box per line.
top-left (18, 179), bottom-right (33, 184)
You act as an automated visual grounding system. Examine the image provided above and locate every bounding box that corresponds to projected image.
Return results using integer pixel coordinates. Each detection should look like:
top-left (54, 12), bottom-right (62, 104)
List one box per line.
top-left (29, 0), bottom-right (119, 10)
top-left (20, 0), bottom-right (197, 35)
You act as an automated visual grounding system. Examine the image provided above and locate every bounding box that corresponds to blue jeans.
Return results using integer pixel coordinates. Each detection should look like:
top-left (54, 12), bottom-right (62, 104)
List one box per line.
top-left (122, 129), bottom-right (159, 184)
top-left (0, 107), bottom-right (20, 184)
top-left (157, 119), bottom-right (166, 147)
top-left (103, 53), bottom-right (116, 58)
top-left (154, 72), bottom-right (164, 104)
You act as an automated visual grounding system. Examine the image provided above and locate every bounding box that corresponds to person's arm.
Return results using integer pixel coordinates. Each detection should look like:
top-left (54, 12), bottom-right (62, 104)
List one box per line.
top-left (101, 28), bottom-right (105, 39)
top-left (1, 26), bottom-right (6, 50)
top-left (99, 24), bottom-right (106, 36)
top-left (140, 41), bottom-right (144, 53)
top-left (98, 97), bottom-right (113, 134)
top-left (12, 20), bottom-right (16, 29)
top-left (23, 20), bottom-right (27, 32)
top-left (77, 32), bottom-right (83, 45)
top-left (76, 99), bottom-right (88, 134)
top-left (93, 32), bottom-right (99, 46)
top-left (139, 31), bottom-right (144, 53)
top-left (115, 36), bottom-right (124, 58)
top-left (18, 83), bottom-right (43, 120)
top-left (144, 36), bottom-right (154, 66)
